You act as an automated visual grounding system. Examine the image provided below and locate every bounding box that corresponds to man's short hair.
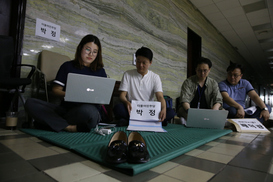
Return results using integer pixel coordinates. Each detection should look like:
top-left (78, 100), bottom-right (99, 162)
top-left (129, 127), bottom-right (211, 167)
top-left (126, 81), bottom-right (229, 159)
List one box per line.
top-left (226, 63), bottom-right (244, 74)
top-left (135, 47), bottom-right (153, 62)
top-left (196, 57), bottom-right (212, 68)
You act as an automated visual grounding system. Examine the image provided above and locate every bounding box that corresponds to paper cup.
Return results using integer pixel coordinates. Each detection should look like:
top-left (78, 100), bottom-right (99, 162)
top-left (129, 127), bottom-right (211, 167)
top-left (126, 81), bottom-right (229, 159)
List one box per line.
top-left (6, 112), bottom-right (18, 127)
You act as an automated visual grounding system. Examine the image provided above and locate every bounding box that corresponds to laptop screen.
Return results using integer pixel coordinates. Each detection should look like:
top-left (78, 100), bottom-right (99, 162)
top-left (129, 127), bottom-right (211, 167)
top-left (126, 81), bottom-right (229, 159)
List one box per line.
top-left (186, 108), bottom-right (228, 129)
top-left (64, 73), bottom-right (116, 105)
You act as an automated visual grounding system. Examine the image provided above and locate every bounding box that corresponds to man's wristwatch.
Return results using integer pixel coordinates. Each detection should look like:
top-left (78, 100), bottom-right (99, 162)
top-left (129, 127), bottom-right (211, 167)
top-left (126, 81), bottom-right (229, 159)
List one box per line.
top-left (261, 107), bottom-right (268, 111)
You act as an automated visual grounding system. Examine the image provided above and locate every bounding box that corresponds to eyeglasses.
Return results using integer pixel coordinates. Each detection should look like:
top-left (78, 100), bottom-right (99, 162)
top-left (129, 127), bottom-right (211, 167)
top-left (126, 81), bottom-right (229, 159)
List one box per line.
top-left (197, 69), bottom-right (209, 73)
top-left (85, 48), bottom-right (98, 55)
top-left (228, 73), bottom-right (241, 78)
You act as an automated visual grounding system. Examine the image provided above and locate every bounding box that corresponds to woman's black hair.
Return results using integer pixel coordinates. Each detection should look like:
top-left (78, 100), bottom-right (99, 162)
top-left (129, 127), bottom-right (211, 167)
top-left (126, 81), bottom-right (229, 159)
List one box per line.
top-left (73, 34), bottom-right (103, 71)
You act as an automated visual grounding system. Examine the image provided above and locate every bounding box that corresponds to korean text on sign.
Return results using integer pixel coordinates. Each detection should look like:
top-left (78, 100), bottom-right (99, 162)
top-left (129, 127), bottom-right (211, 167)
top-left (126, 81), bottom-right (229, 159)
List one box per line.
top-left (130, 100), bottom-right (161, 121)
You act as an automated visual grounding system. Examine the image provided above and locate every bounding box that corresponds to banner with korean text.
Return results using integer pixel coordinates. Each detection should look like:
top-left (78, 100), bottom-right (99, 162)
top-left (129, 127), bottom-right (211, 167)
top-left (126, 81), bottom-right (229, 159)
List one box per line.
top-left (127, 100), bottom-right (166, 132)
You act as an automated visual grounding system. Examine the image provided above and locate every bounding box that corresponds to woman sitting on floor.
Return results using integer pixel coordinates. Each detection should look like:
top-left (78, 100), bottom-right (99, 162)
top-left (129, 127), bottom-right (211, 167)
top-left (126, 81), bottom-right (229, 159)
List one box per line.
top-left (25, 34), bottom-right (107, 132)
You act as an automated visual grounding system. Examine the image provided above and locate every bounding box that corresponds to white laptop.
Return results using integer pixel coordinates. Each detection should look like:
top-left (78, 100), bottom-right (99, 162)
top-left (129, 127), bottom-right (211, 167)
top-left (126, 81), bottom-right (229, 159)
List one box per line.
top-left (64, 73), bottom-right (116, 105)
top-left (186, 108), bottom-right (228, 129)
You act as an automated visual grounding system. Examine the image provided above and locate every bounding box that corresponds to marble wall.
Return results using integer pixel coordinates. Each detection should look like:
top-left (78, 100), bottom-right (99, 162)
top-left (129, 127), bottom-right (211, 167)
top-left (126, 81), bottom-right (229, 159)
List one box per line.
top-left (22, 0), bottom-right (252, 106)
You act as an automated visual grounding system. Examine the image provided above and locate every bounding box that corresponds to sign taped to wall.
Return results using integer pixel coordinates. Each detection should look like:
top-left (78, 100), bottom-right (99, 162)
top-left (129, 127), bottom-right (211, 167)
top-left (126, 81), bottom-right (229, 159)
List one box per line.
top-left (35, 18), bottom-right (60, 41)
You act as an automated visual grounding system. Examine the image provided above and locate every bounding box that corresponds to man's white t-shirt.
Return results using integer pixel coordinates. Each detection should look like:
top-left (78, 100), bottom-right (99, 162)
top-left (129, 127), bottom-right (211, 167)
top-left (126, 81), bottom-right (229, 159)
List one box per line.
top-left (119, 69), bottom-right (163, 102)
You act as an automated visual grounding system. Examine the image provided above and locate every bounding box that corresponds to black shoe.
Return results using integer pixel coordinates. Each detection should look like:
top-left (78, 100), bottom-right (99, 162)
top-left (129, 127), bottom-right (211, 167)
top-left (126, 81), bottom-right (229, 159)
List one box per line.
top-left (106, 131), bottom-right (128, 163)
top-left (127, 132), bottom-right (150, 163)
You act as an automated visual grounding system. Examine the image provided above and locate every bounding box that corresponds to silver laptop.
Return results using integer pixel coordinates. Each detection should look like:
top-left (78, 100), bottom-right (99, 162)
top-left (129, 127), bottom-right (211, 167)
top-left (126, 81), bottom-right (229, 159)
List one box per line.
top-left (186, 108), bottom-right (228, 129)
top-left (64, 73), bottom-right (116, 105)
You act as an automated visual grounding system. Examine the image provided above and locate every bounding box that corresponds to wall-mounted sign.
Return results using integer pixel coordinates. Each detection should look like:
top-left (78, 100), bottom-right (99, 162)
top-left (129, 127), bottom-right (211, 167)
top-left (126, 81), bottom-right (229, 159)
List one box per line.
top-left (35, 18), bottom-right (60, 41)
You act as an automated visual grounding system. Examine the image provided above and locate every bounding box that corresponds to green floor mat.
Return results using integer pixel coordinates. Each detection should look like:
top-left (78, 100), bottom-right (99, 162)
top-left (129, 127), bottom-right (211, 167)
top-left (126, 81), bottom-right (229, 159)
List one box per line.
top-left (20, 124), bottom-right (232, 175)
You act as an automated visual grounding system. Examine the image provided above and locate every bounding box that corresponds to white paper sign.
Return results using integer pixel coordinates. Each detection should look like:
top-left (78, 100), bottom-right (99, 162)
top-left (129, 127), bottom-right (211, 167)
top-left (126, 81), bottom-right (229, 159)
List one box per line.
top-left (230, 118), bottom-right (268, 132)
top-left (127, 121), bottom-right (166, 132)
top-left (244, 106), bottom-right (257, 115)
top-left (35, 18), bottom-right (60, 41)
top-left (127, 100), bottom-right (166, 132)
top-left (130, 100), bottom-right (161, 121)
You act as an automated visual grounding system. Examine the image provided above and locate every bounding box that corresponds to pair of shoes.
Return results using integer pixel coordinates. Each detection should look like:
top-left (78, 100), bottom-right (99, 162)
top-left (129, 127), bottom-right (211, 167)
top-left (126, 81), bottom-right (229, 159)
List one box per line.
top-left (106, 131), bottom-right (150, 164)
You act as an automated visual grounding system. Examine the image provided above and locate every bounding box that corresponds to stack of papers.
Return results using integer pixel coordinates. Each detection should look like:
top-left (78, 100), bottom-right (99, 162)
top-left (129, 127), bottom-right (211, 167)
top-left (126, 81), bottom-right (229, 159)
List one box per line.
top-left (244, 106), bottom-right (257, 115)
top-left (127, 100), bottom-right (167, 132)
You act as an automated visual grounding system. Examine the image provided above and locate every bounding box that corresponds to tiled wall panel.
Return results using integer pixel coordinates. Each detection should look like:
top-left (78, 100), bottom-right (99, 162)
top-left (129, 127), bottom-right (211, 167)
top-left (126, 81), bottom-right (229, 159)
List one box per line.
top-left (22, 0), bottom-right (252, 105)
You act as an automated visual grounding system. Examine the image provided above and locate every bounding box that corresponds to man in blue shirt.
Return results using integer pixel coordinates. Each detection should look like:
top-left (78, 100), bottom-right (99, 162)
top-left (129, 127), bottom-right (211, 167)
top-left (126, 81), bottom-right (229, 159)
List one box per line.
top-left (219, 63), bottom-right (271, 123)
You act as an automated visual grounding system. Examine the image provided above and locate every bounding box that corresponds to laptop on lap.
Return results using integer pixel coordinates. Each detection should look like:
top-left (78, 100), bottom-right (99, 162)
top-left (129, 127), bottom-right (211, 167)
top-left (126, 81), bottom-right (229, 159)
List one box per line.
top-left (64, 73), bottom-right (116, 105)
top-left (186, 108), bottom-right (228, 129)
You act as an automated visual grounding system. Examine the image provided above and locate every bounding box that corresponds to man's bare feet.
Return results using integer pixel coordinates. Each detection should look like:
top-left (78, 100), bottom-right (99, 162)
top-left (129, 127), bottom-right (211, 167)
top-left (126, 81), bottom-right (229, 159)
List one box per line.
top-left (64, 125), bottom-right (77, 132)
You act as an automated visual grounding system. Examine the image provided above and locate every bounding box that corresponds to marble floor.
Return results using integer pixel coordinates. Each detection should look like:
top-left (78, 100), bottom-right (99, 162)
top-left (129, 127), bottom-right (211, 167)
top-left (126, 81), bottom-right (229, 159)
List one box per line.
top-left (1, 119), bottom-right (273, 182)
